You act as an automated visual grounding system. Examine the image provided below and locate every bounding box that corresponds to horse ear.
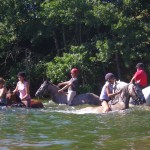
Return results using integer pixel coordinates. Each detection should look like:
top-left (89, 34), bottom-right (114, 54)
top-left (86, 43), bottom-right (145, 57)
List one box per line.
top-left (47, 78), bottom-right (50, 81)
top-left (43, 78), bottom-right (50, 82)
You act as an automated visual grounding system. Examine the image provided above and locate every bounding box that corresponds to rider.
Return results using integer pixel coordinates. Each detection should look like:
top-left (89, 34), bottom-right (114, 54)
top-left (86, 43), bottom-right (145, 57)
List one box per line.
top-left (0, 77), bottom-right (7, 106)
top-left (130, 63), bottom-right (147, 89)
top-left (13, 72), bottom-right (31, 107)
top-left (130, 63), bottom-right (147, 104)
top-left (58, 68), bottom-right (79, 105)
top-left (99, 73), bottom-right (121, 113)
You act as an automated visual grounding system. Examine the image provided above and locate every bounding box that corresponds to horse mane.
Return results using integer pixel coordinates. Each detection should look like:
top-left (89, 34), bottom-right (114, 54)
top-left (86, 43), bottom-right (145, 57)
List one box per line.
top-left (111, 84), bottom-right (130, 106)
top-left (47, 81), bottom-right (60, 90)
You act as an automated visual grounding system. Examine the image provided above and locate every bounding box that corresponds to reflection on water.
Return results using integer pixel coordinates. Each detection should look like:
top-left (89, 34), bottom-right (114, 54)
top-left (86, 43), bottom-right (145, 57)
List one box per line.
top-left (0, 102), bottom-right (150, 150)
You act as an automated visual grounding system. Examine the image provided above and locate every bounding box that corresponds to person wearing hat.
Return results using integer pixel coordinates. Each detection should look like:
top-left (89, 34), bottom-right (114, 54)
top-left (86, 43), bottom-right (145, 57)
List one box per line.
top-left (130, 63), bottom-right (147, 89)
top-left (13, 72), bottom-right (31, 107)
top-left (99, 73), bottom-right (121, 113)
top-left (58, 68), bottom-right (79, 105)
top-left (0, 77), bottom-right (7, 106)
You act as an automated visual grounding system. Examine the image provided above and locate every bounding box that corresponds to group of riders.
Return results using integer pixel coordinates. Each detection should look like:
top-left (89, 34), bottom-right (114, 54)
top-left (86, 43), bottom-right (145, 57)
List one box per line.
top-left (58, 63), bottom-right (147, 112)
top-left (0, 63), bottom-right (148, 112)
top-left (0, 72), bottom-right (31, 107)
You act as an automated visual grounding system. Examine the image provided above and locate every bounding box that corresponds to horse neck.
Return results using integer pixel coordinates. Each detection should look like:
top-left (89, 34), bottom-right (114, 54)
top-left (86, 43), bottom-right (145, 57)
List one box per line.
top-left (47, 82), bottom-right (67, 103)
top-left (113, 85), bottom-right (130, 108)
top-left (120, 85), bottom-right (130, 108)
top-left (47, 83), bottom-right (59, 95)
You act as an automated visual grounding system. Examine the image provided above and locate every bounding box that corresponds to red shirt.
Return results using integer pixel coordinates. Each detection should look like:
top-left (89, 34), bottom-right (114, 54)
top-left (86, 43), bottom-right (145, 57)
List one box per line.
top-left (133, 69), bottom-right (147, 87)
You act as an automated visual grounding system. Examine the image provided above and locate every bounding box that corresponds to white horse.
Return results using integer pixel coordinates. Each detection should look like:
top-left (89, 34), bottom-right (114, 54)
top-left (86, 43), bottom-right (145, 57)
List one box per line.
top-left (142, 86), bottom-right (150, 105)
top-left (77, 82), bottom-right (143, 113)
top-left (114, 80), bottom-right (150, 106)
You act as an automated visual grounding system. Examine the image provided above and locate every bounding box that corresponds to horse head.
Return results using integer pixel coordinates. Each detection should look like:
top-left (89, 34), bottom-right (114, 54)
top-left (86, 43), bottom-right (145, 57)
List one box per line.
top-left (35, 81), bottom-right (49, 97)
top-left (35, 80), bottom-right (60, 98)
top-left (6, 90), bottom-right (25, 107)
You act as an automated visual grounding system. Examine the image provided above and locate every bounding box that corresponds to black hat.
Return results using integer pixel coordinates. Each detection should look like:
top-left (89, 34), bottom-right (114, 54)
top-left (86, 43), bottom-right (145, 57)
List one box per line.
top-left (105, 73), bottom-right (115, 81)
top-left (136, 63), bottom-right (144, 68)
top-left (17, 72), bottom-right (26, 78)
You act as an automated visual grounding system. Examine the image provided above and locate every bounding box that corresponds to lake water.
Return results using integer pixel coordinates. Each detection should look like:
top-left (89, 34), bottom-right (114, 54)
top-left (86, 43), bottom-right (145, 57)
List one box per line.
top-left (0, 101), bottom-right (150, 150)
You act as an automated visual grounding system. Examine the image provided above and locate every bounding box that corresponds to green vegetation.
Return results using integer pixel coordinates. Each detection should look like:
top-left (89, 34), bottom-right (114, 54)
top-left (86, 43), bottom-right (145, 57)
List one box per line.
top-left (0, 0), bottom-right (149, 96)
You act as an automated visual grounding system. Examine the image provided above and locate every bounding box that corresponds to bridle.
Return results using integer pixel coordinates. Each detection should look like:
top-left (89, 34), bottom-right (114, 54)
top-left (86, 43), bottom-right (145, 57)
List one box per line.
top-left (37, 81), bottom-right (49, 96)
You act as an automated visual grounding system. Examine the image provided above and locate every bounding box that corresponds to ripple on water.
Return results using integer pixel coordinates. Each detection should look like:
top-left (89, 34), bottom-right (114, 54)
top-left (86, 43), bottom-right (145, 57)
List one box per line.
top-left (1, 103), bottom-right (150, 150)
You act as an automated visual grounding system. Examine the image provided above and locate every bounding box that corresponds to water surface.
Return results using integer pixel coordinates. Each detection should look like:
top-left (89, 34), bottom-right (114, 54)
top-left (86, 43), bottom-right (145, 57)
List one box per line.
top-left (0, 102), bottom-right (150, 150)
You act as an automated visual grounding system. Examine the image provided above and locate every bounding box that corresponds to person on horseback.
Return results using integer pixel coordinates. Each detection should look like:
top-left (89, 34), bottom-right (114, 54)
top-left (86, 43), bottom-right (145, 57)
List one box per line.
top-left (130, 63), bottom-right (147, 104)
top-left (58, 68), bottom-right (79, 105)
top-left (0, 77), bottom-right (7, 106)
top-left (13, 72), bottom-right (31, 107)
top-left (99, 73), bottom-right (121, 113)
top-left (130, 63), bottom-right (147, 89)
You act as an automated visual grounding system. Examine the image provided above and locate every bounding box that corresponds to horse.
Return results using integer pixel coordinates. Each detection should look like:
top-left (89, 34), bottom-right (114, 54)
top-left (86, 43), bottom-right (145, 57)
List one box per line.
top-left (6, 91), bottom-right (44, 108)
top-left (114, 80), bottom-right (150, 106)
top-left (142, 86), bottom-right (150, 105)
top-left (35, 80), bottom-right (142, 109)
top-left (77, 82), bottom-right (144, 113)
top-left (35, 80), bottom-right (101, 106)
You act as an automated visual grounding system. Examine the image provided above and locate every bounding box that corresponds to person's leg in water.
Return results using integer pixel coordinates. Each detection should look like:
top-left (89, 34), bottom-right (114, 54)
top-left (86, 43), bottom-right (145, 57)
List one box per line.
top-left (67, 91), bottom-right (76, 105)
top-left (101, 100), bottom-right (110, 113)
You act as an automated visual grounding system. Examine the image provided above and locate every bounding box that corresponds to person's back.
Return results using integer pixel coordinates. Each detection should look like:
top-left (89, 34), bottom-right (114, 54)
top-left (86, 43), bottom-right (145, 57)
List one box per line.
top-left (134, 69), bottom-right (147, 87)
top-left (130, 63), bottom-right (147, 104)
top-left (130, 63), bottom-right (147, 88)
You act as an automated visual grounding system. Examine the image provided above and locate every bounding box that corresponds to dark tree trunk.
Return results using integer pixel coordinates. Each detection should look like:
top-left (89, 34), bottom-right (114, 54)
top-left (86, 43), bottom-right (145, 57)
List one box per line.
top-left (115, 51), bottom-right (121, 80)
top-left (52, 31), bottom-right (59, 55)
top-left (62, 25), bottom-right (67, 51)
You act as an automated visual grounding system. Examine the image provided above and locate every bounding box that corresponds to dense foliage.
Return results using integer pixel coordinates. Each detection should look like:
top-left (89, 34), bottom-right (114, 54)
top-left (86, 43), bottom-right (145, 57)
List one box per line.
top-left (0, 0), bottom-right (149, 96)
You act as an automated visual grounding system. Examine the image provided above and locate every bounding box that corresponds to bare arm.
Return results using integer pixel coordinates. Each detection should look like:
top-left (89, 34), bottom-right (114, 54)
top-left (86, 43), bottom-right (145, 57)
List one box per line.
top-left (13, 85), bottom-right (18, 94)
top-left (58, 81), bottom-right (72, 92)
top-left (58, 81), bottom-right (70, 87)
top-left (130, 76), bottom-right (135, 84)
top-left (106, 85), bottom-right (121, 98)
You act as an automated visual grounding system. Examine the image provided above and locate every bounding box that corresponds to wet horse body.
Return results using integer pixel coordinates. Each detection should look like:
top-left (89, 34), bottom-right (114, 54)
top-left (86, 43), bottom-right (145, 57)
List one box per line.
top-left (115, 81), bottom-right (150, 106)
top-left (78, 82), bottom-right (143, 113)
top-left (142, 86), bottom-right (150, 106)
top-left (35, 81), bottom-right (101, 106)
top-left (35, 81), bottom-right (142, 111)
top-left (6, 91), bottom-right (44, 108)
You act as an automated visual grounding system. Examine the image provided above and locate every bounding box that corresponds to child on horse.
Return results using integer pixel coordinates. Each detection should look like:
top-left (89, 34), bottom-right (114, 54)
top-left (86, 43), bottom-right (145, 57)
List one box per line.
top-left (58, 68), bottom-right (79, 105)
top-left (100, 73), bottom-right (121, 113)
top-left (13, 72), bottom-right (31, 107)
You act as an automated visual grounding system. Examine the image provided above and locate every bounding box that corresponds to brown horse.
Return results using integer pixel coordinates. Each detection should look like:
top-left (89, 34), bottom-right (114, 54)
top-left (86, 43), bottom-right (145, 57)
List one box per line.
top-left (6, 91), bottom-right (44, 108)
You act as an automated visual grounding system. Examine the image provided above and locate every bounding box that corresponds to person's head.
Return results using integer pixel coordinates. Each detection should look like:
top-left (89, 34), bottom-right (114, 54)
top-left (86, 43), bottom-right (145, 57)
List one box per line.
top-left (136, 63), bottom-right (144, 70)
top-left (105, 73), bottom-right (115, 84)
top-left (70, 68), bottom-right (79, 78)
top-left (17, 72), bottom-right (26, 81)
top-left (0, 77), bottom-right (5, 87)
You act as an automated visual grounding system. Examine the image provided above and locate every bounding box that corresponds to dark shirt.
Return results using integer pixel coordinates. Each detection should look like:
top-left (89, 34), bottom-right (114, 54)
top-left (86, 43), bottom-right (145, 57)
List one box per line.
top-left (68, 78), bottom-right (78, 92)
